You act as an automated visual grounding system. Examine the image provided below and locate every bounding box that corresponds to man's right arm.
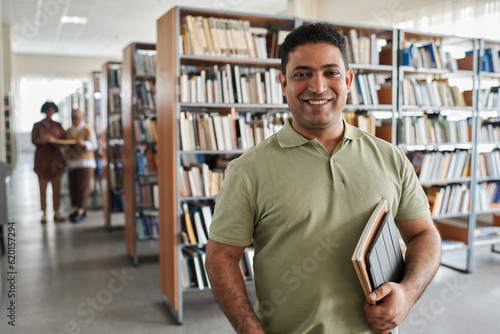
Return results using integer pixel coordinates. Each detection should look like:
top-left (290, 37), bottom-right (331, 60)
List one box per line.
top-left (205, 239), bottom-right (264, 334)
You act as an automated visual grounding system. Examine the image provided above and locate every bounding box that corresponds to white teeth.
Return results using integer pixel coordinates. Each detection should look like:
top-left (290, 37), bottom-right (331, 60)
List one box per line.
top-left (308, 100), bottom-right (328, 105)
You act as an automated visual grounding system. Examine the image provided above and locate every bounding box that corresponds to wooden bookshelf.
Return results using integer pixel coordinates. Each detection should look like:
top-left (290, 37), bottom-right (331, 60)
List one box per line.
top-left (89, 71), bottom-right (103, 210)
top-left (122, 42), bottom-right (159, 265)
top-left (3, 94), bottom-right (16, 171)
top-left (156, 6), bottom-right (296, 323)
top-left (101, 61), bottom-right (125, 229)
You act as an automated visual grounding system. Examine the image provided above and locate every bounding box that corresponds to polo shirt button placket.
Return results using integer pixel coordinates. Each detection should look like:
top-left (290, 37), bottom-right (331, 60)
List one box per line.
top-left (330, 159), bottom-right (335, 184)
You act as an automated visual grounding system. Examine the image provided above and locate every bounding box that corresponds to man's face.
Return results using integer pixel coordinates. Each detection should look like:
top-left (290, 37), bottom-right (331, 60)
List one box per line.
top-left (279, 42), bottom-right (353, 135)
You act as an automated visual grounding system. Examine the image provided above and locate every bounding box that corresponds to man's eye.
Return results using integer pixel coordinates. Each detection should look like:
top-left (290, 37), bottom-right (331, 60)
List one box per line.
top-left (293, 72), bottom-right (309, 78)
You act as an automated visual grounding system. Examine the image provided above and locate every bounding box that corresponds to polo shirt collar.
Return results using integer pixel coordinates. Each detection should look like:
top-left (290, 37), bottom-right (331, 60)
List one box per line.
top-left (277, 116), bottom-right (365, 148)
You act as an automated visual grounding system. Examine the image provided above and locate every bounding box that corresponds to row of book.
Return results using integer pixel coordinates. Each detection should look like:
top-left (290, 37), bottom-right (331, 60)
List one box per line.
top-left (179, 164), bottom-right (225, 198)
top-left (480, 123), bottom-right (500, 143)
top-left (111, 190), bottom-right (124, 212)
top-left (108, 115), bottom-right (123, 138)
top-left (108, 162), bottom-right (124, 189)
top-left (476, 182), bottom-right (500, 212)
top-left (181, 203), bottom-right (212, 246)
top-left (401, 40), bottom-right (461, 71)
top-left (135, 183), bottom-right (158, 209)
top-left (480, 46), bottom-right (500, 73)
top-left (408, 150), bottom-right (470, 181)
top-left (134, 51), bottom-right (157, 77)
top-left (181, 245), bottom-right (254, 290)
top-left (180, 65), bottom-right (283, 105)
top-left (402, 78), bottom-right (467, 107)
top-left (108, 92), bottom-right (122, 112)
top-left (134, 116), bottom-right (158, 143)
top-left (180, 14), bottom-right (286, 59)
top-left (343, 29), bottom-right (387, 66)
top-left (134, 80), bottom-right (156, 110)
top-left (108, 141), bottom-right (124, 161)
top-left (343, 112), bottom-right (376, 136)
top-left (477, 151), bottom-right (500, 178)
top-left (349, 73), bottom-right (389, 106)
top-left (479, 86), bottom-right (500, 109)
top-left (399, 117), bottom-right (470, 145)
top-left (136, 147), bottom-right (157, 174)
top-left (135, 213), bottom-right (159, 240)
top-left (426, 184), bottom-right (470, 216)
top-left (107, 67), bottom-right (122, 87)
top-left (179, 111), bottom-right (286, 151)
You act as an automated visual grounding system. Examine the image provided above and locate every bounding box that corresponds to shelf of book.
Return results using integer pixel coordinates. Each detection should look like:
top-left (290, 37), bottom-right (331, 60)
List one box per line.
top-left (122, 42), bottom-right (159, 265)
top-left (101, 61), bottom-right (125, 229)
top-left (89, 71), bottom-right (103, 210)
top-left (156, 6), bottom-right (299, 324)
top-left (396, 29), bottom-right (500, 272)
top-left (3, 94), bottom-right (16, 171)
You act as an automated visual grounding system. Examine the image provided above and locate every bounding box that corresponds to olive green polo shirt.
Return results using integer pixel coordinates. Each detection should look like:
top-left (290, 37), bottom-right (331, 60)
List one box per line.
top-left (209, 117), bottom-right (430, 333)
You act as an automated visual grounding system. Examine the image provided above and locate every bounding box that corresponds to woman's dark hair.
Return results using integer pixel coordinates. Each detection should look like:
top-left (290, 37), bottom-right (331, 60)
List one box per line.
top-left (281, 22), bottom-right (349, 75)
top-left (41, 101), bottom-right (58, 113)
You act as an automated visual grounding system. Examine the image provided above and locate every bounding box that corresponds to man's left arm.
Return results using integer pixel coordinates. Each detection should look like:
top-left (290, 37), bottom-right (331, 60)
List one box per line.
top-left (363, 215), bottom-right (441, 334)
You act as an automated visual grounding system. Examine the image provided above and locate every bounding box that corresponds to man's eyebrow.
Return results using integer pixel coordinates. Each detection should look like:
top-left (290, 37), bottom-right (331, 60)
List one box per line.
top-left (291, 64), bottom-right (342, 72)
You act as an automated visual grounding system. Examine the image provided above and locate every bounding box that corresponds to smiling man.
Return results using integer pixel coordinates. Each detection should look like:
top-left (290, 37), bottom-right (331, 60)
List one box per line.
top-left (205, 22), bottom-right (441, 334)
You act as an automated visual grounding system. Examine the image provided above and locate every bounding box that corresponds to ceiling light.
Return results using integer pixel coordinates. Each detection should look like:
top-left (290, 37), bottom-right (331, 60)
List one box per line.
top-left (60, 16), bottom-right (88, 24)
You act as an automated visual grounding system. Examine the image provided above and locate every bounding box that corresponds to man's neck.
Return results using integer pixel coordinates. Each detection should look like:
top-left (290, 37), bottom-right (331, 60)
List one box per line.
top-left (291, 118), bottom-right (345, 155)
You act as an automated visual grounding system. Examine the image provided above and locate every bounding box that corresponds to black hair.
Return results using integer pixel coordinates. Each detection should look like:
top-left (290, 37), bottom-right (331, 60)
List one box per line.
top-left (281, 22), bottom-right (349, 75)
top-left (41, 101), bottom-right (58, 113)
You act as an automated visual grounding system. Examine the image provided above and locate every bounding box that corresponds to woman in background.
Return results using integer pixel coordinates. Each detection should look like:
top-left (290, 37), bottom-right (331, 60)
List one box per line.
top-left (31, 101), bottom-right (66, 223)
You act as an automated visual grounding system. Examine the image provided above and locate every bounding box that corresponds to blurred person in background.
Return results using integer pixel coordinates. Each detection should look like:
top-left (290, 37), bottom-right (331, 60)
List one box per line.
top-left (31, 101), bottom-right (66, 224)
top-left (65, 108), bottom-right (98, 223)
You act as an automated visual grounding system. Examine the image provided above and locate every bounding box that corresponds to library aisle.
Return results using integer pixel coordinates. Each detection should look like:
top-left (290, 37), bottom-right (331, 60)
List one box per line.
top-left (0, 153), bottom-right (499, 333)
top-left (0, 153), bottom-right (235, 333)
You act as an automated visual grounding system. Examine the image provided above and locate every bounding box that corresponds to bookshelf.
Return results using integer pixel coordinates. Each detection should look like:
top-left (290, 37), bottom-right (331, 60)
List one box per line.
top-left (4, 94), bottom-right (17, 171)
top-left (89, 71), bottom-right (103, 210)
top-left (472, 38), bottom-right (500, 254)
top-left (101, 61), bottom-right (125, 229)
top-left (122, 42), bottom-right (159, 265)
top-left (396, 30), bottom-right (500, 272)
top-left (156, 6), bottom-right (296, 323)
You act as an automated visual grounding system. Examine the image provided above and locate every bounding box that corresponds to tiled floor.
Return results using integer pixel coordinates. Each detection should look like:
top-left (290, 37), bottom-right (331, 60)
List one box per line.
top-left (0, 153), bottom-right (499, 333)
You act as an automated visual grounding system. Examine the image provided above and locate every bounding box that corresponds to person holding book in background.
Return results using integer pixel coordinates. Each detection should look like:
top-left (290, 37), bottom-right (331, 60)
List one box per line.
top-left (205, 22), bottom-right (441, 334)
top-left (32, 101), bottom-right (67, 224)
top-left (66, 108), bottom-right (98, 223)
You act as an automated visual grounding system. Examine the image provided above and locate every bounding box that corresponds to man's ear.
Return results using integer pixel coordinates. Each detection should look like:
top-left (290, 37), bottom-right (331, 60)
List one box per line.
top-left (278, 72), bottom-right (286, 96)
top-left (345, 68), bottom-right (354, 93)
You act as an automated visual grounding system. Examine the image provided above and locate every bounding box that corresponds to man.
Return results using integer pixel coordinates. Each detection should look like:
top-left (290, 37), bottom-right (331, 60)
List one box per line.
top-left (66, 108), bottom-right (98, 223)
top-left (205, 22), bottom-right (441, 334)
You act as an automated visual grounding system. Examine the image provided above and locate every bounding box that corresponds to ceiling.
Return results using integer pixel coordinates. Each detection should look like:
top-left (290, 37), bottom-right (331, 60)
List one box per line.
top-left (1, 0), bottom-right (288, 58)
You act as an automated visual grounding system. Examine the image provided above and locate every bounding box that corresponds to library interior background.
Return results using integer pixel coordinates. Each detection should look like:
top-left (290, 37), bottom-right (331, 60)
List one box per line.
top-left (1, 0), bottom-right (500, 333)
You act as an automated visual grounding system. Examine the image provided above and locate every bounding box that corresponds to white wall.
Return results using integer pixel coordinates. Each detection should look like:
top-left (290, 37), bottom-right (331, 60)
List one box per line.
top-left (12, 53), bottom-right (116, 79)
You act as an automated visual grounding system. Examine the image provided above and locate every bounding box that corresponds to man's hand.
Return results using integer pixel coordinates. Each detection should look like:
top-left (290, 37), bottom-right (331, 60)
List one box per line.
top-left (363, 282), bottom-right (411, 334)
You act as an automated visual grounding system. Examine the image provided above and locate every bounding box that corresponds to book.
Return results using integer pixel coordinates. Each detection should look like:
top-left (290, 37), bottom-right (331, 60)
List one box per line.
top-left (49, 138), bottom-right (77, 145)
top-left (366, 211), bottom-right (405, 290)
top-left (352, 199), bottom-right (388, 298)
top-left (352, 199), bottom-right (405, 300)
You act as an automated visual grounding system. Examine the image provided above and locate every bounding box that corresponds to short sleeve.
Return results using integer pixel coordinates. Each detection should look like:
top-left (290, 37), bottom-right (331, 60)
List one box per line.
top-left (208, 162), bottom-right (255, 247)
top-left (395, 149), bottom-right (431, 221)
